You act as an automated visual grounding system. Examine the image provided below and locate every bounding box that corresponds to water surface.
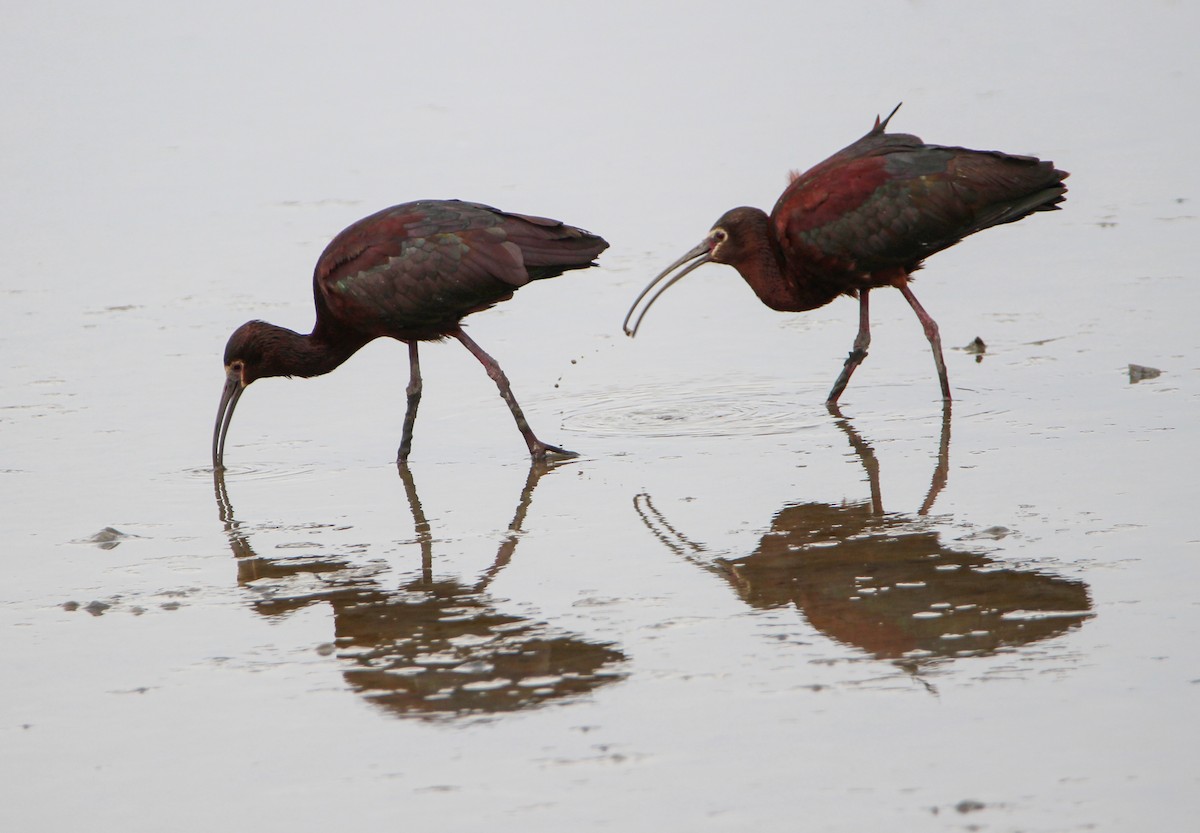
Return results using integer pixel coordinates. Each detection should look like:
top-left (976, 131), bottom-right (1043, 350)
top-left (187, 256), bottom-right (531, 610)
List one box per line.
top-left (2, 2), bottom-right (1197, 830)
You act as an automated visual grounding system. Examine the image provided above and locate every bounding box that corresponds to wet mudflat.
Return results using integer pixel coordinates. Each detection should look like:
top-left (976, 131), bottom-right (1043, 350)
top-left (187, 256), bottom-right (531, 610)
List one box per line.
top-left (2, 2), bottom-right (1197, 831)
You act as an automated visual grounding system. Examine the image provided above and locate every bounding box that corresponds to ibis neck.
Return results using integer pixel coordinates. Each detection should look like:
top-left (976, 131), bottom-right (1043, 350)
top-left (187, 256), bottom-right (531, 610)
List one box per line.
top-left (262, 324), bottom-right (370, 379)
top-left (727, 210), bottom-right (838, 312)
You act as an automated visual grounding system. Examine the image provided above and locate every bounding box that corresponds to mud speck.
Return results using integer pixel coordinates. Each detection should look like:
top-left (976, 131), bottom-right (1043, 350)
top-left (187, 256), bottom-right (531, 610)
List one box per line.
top-left (78, 527), bottom-right (136, 550)
top-left (1128, 364), bottom-right (1162, 383)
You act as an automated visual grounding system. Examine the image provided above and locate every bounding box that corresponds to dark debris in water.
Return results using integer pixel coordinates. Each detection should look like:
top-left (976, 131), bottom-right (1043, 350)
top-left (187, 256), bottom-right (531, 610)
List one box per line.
top-left (961, 336), bottom-right (986, 363)
top-left (1128, 364), bottom-right (1162, 384)
top-left (932, 799), bottom-right (989, 816)
top-left (972, 525), bottom-right (1012, 540)
top-left (62, 594), bottom-right (186, 616)
top-left (77, 526), bottom-right (140, 550)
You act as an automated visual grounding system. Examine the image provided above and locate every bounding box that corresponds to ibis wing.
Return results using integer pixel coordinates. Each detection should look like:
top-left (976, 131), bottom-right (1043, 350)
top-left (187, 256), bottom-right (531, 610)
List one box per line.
top-left (774, 138), bottom-right (1067, 276)
top-left (312, 200), bottom-right (606, 338)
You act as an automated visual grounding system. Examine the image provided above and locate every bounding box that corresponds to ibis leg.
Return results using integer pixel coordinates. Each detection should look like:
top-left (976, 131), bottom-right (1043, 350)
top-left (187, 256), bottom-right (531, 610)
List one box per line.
top-left (897, 283), bottom-right (952, 401)
top-left (397, 341), bottom-right (423, 463)
top-left (827, 289), bottom-right (872, 404)
top-left (453, 329), bottom-right (577, 460)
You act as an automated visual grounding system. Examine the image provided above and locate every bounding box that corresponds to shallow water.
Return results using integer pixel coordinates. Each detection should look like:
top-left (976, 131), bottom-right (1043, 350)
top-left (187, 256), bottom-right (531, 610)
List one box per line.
top-left (3, 1), bottom-right (1198, 830)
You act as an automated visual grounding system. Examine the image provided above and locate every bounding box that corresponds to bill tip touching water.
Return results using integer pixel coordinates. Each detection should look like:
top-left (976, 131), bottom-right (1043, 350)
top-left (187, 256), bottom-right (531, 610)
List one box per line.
top-left (212, 199), bottom-right (607, 470)
top-left (623, 104), bottom-right (1068, 405)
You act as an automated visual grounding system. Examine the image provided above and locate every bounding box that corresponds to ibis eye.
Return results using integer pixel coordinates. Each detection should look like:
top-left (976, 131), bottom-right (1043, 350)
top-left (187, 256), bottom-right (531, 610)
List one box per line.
top-left (712, 229), bottom-right (728, 244)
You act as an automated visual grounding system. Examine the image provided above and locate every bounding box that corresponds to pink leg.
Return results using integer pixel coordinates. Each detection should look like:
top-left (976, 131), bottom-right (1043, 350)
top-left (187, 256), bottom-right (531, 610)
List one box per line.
top-left (453, 328), bottom-right (577, 460)
top-left (397, 341), bottom-right (422, 463)
top-left (827, 289), bottom-right (871, 404)
top-left (896, 282), bottom-right (951, 401)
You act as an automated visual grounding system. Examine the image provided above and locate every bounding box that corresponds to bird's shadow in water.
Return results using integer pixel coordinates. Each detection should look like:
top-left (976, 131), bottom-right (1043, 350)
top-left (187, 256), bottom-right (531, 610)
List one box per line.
top-left (635, 404), bottom-right (1092, 677)
top-left (214, 462), bottom-right (625, 720)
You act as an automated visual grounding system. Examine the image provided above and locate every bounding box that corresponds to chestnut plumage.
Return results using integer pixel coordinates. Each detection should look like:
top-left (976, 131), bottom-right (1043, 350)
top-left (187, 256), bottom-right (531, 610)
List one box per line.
top-left (625, 105), bottom-right (1068, 404)
top-left (214, 199), bottom-right (607, 467)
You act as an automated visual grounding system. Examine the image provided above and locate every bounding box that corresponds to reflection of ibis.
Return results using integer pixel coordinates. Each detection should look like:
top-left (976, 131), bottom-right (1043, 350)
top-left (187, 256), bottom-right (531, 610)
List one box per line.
top-left (635, 406), bottom-right (1091, 664)
top-left (214, 465), bottom-right (624, 719)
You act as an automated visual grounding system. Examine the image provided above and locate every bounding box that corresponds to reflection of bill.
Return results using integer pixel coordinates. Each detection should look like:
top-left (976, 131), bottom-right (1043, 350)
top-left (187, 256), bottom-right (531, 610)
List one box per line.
top-left (214, 464), bottom-right (625, 720)
top-left (635, 405), bottom-right (1091, 665)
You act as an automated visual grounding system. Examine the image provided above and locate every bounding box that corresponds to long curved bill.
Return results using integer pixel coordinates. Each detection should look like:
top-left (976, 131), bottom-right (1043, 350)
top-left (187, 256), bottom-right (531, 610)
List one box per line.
top-left (212, 369), bottom-right (244, 470)
top-left (622, 240), bottom-right (712, 337)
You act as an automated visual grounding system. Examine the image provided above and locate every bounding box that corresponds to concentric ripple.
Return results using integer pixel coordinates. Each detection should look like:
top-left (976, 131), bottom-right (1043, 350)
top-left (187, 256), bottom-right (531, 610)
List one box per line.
top-left (559, 379), bottom-right (822, 439)
top-left (184, 462), bottom-right (319, 482)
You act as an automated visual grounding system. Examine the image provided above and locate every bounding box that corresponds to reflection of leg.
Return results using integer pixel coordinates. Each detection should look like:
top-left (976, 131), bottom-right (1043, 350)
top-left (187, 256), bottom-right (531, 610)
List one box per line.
top-left (896, 282), bottom-right (951, 401)
top-left (827, 402), bottom-right (883, 515)
top-left (396, 462), bottom-right (433, 583)
top-left (453, 328), bottom-right (576, 460)
top-left (827, 289), bottom-right (871, 404)
top-left (918, 401), bottom-right (952, 516)
top-left (398, 341), bottom-right (423, 463)
top-left (479, 462), bottom-right (556, 588)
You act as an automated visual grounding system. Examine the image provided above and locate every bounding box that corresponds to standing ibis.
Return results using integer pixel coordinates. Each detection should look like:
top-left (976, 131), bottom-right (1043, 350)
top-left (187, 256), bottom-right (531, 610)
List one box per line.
top-left (624, 105), bottom-right (1068, 403)
top-left (213, 199), bottom-right (607, 468)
